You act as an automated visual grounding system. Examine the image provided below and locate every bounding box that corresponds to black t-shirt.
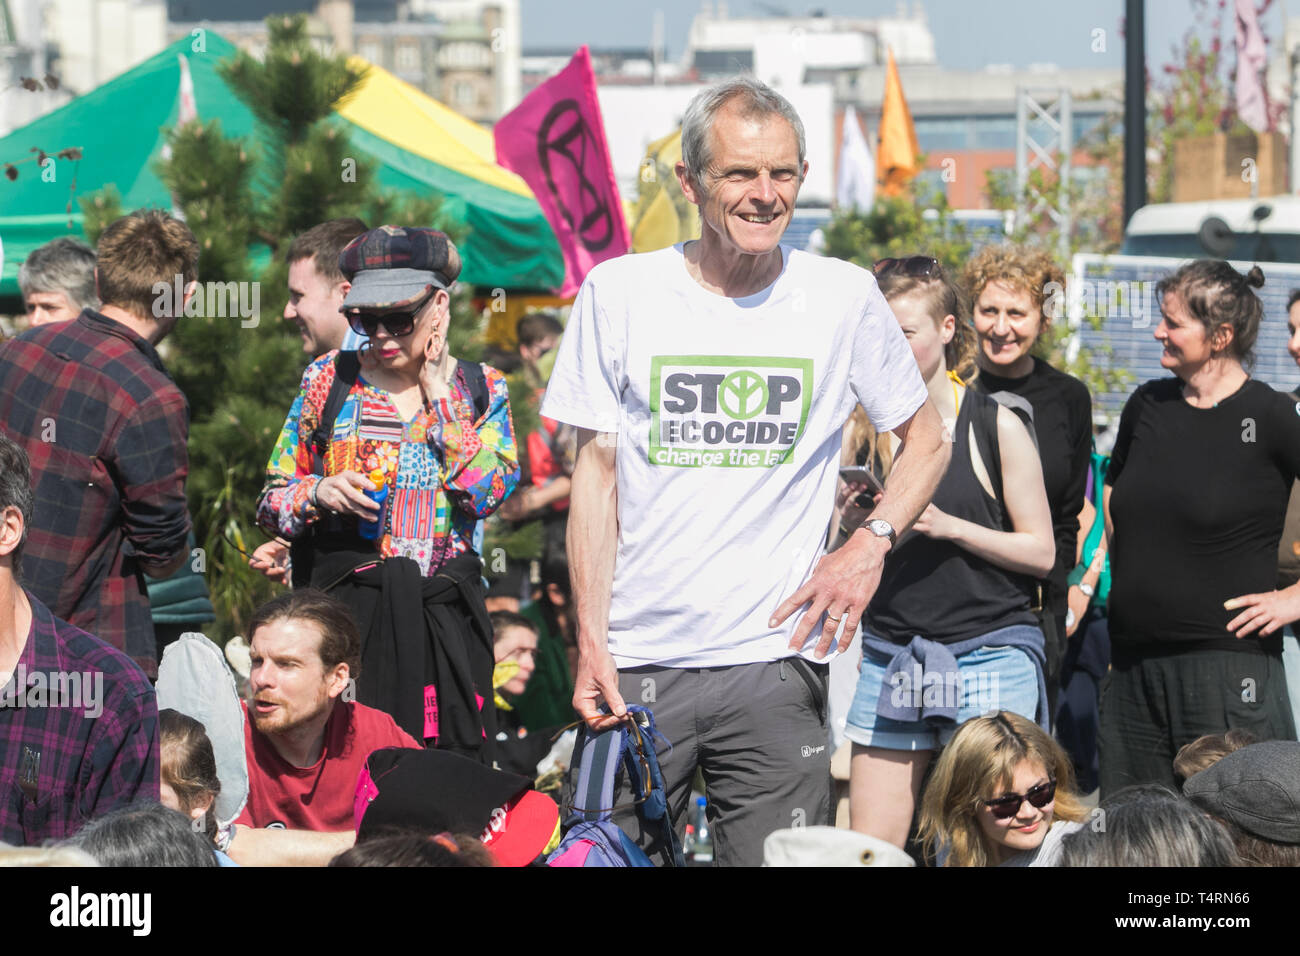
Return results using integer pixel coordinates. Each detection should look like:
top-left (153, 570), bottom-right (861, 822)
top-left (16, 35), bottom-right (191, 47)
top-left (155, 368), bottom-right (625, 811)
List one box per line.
top-left (867, 390), bottom-right (1038, 643)
top-left (1277, 387), bottom-right (1300, 590)
top-left (974, 358), bottom-right (1092, 612)
top-left (1106, 378), bottom-right (1300, 653)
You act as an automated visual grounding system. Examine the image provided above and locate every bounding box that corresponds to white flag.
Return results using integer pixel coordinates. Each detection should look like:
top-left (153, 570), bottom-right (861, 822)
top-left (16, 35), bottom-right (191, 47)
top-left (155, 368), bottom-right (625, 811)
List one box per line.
top-left (836, 106), bottom-right (875, 212)
top-left (177, 54), bottom-right (198, 126)
top-left (162, 54), bottom-right (200, 219)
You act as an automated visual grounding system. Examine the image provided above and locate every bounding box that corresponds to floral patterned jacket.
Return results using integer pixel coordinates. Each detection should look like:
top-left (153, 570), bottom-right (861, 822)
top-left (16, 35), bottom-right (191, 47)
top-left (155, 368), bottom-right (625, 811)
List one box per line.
top-left (257, 351), bottom-right (519, 574)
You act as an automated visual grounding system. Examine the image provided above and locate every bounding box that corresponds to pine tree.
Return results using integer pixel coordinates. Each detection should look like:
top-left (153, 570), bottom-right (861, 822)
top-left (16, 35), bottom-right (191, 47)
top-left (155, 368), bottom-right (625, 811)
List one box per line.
top-left (82, 14), bottom-right (484, 640)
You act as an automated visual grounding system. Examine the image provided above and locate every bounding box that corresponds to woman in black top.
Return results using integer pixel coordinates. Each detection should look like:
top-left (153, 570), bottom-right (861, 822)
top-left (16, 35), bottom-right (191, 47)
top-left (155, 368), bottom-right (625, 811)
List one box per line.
top-left (1100, 261), bottom-right (1300, 795)
top-left (843, 257), bottom-right (1055, 849)
top-left (965, 246), bottom-right (1093, 713)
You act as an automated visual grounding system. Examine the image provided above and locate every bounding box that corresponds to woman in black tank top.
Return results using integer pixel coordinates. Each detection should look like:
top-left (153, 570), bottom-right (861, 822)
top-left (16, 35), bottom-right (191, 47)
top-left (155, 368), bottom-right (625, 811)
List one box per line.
top-left (843, 257), bottom-right (1056, 853)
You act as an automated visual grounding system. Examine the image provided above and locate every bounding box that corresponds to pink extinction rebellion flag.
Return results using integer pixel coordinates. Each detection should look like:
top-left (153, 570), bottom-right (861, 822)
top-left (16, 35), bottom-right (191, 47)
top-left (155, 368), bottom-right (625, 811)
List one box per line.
top-left (494, 46), bottom-right (630, 297)
top-left (1234, 0), bottom-right (1270, 133)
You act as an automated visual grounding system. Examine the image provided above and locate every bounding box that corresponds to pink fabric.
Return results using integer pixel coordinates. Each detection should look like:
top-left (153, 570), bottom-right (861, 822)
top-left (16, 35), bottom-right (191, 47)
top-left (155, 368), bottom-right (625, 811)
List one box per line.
top-left (547, 840), bottom-right (596, 866)
top-left (423, 684), bottom-right (439, 740)
top-left (353, 765), bottom-right (380, 832)
top-left (494, 46), bottom-right (630, 296)
top-left (1235, 0), bottom-right (1270, 133)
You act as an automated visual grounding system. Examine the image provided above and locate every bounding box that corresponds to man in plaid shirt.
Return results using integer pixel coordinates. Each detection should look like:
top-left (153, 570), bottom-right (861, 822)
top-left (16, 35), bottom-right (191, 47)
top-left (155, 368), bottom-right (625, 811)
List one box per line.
top-left (0, 434), bottom-right (159, 845)
top-left (0, 210), bottom-right (197, 677)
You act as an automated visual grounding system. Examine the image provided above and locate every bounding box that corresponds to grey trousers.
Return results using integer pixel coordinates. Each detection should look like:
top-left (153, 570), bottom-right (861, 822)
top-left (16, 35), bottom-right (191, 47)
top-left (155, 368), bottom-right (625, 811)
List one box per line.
top-left (614, 658), bottom-right (833, 867)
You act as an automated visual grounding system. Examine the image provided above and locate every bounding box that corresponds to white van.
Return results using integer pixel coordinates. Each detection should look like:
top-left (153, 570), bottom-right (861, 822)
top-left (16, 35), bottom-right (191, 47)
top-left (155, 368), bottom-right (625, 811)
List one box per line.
top-left (1120, 196), bottom-right (1300, 262)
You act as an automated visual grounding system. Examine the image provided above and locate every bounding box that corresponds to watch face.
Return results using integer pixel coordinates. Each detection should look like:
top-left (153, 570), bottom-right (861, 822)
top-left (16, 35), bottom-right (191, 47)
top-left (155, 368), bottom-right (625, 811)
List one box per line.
top-left (868, 519), bottom-right (894, 539)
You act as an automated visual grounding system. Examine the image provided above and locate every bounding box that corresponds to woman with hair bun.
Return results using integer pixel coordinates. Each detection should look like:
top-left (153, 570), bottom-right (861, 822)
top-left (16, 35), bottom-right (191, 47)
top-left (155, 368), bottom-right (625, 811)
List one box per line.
top-left (1101, 261), bottom-right (1300, 795)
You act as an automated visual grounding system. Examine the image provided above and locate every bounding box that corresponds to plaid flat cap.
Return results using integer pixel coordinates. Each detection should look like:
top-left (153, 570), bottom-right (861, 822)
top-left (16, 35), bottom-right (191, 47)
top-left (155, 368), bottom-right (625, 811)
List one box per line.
top-left (339, 225), bottom-right (462, 310)
top-left (1184, 741), bottom-right (1300, 844)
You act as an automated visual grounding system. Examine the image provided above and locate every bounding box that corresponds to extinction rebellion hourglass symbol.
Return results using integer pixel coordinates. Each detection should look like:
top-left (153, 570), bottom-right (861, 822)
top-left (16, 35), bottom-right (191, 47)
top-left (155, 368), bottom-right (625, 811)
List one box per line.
top-left (536, 99), bottom-right (618, 254)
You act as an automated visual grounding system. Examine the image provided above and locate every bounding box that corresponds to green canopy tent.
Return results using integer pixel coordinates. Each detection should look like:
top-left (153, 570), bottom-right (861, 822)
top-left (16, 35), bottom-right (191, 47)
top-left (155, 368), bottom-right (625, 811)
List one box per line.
top-left (0, 33), bottom-right (563, 300)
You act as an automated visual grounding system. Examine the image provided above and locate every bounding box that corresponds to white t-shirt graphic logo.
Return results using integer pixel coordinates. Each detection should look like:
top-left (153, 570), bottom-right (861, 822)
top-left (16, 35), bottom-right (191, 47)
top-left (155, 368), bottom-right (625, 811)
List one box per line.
top-left (720, 370), bottom-right (767, 419)
top-left (651, 356), bottom-right (812, 469)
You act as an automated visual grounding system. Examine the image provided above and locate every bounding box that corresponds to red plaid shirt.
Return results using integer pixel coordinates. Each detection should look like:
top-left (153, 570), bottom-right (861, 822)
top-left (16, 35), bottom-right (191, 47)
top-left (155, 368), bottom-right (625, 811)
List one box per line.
top-left (0, 311), bottom-right (191, 675)
top-left (0, 591), bottom-right (160, 846)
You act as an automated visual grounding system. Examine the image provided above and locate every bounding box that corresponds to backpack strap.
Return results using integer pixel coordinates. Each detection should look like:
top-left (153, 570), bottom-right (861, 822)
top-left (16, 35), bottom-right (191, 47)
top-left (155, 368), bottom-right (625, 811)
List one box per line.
top-left (291, 351), bottom-right (361, 589)
top-left (970, 392), bottom-right (1045, 609)
top-left (622, 707), bottom-right (685, 867)
top-left (311, 350), bottom-right (362, 464)
top-left (984, 390), bottom-right (1037, 453)
top-left (570, 722), bottom-right (626, 824)
top-left (457, 360), bottom-right (491, 421)
top-left (969, 392), bottom-right (1006, 509)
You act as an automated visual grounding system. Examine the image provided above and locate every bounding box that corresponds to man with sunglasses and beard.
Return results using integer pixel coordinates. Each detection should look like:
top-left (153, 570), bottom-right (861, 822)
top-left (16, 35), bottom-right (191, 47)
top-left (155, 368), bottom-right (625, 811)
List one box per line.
top-left (256, 226), bottom-right (519, 764)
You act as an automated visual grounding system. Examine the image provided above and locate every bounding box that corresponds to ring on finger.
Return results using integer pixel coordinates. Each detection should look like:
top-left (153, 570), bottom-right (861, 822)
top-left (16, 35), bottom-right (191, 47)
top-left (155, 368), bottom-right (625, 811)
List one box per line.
top-left (826, 611), bottom-right (843, 623)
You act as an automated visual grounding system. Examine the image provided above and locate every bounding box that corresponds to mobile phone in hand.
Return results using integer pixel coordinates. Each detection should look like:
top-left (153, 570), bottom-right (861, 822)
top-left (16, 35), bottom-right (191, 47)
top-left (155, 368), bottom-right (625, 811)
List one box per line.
top-left (838, 465), bottom-right (885, 496)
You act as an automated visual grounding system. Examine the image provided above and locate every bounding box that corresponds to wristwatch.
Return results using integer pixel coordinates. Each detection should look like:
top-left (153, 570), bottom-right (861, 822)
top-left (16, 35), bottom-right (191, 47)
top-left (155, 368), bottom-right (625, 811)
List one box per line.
top-left (864, 518), bottom-right (896, 549)
top-left (1078, 582), bottom-right (1095, 598)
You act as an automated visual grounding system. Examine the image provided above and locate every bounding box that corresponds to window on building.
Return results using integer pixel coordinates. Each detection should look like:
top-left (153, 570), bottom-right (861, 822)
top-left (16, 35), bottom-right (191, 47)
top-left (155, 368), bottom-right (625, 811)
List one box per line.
top-left (972, 117), bottom-right (1016, 151)
top-left (442, 41), bottom-right (489, 70)
top-left (454, 80), bottom-right (476, 108)
top-left (396, 41), bottom-right (420, 73)
top-left (359, 38), bottom-right (383, 64)
top-left (913, 117), bottom-right (970, 153)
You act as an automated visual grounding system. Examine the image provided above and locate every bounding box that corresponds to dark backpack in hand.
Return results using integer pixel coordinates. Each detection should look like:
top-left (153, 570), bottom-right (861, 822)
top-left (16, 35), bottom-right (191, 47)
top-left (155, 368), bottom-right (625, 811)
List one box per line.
top-left (547, 706), bottom-right (684, 867)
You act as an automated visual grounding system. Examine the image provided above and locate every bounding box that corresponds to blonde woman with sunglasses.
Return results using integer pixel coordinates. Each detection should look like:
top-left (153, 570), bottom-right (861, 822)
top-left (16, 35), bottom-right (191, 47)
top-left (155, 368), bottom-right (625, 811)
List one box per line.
top-left (918, 710), bottom-right (1087, 866)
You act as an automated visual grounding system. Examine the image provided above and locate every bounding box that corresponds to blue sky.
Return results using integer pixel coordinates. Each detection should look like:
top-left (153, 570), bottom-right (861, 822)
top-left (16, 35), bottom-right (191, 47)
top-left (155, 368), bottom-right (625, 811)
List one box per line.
top-left (518, 0), bottom-right (1286, 73)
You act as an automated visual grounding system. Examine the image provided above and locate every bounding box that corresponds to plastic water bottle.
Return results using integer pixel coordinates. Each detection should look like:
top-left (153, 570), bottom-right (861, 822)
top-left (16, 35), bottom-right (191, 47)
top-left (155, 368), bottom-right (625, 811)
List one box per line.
top-left (691, 797), bottom-right (713, 865)
top-left (358, 468), bottom-right (389, 541)
top-left (683, 823), bottom-right (696, 859)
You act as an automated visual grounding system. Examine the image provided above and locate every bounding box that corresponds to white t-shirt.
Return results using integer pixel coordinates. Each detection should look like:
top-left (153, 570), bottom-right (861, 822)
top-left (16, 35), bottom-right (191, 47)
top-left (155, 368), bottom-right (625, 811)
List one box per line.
top-left (540, 243), bottom-right (928, 668)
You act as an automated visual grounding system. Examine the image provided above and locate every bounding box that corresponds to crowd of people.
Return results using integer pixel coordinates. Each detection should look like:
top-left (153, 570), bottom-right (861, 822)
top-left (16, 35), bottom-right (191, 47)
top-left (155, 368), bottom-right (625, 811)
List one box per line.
top-left (2, 74), bottom-right (1300, 869)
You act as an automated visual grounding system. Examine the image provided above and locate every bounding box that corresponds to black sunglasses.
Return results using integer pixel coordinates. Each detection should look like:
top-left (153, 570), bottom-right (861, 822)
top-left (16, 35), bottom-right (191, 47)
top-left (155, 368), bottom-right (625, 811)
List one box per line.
top-left (982, 779), bottom-right (1056, 820)
top-left (344, 290), bottom-right (435, 339)
top-left (873, 255), bottom-right (942, 278)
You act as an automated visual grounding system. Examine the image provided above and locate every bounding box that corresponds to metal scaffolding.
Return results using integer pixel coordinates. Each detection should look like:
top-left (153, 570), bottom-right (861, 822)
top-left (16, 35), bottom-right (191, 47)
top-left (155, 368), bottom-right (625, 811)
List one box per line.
top-left (1015, 86), bottom-right (1073, 263)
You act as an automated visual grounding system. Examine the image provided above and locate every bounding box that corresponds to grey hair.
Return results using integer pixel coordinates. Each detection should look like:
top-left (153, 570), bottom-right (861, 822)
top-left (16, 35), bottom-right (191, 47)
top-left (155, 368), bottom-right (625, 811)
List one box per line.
top-left (65, 802), bottom-right (218, 868)
top-left (0, 433), bottom-right (32, 584)
top-left (18, 237), bottom-right (99, 312)
top-left (1057, 785), bottom-right (1240, 867)
top-left (679, 76), bottom-right (806, 194)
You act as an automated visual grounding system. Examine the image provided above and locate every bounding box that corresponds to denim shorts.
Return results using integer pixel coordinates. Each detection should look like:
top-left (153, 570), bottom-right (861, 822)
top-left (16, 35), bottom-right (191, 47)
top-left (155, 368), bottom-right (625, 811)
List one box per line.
top-left (844, 630), bottom-right (1041, 751)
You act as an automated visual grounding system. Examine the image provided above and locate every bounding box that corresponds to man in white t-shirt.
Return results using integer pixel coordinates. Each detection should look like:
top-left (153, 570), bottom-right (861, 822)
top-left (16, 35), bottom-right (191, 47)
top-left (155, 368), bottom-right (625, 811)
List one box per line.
top-left (540, 77), bottom-right (950, 866)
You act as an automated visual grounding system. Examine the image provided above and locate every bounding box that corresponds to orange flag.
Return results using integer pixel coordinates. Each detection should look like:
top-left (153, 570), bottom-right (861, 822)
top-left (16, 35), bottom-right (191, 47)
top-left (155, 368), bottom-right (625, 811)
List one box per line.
top-left (876, 48), bottom-right (921, 197)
